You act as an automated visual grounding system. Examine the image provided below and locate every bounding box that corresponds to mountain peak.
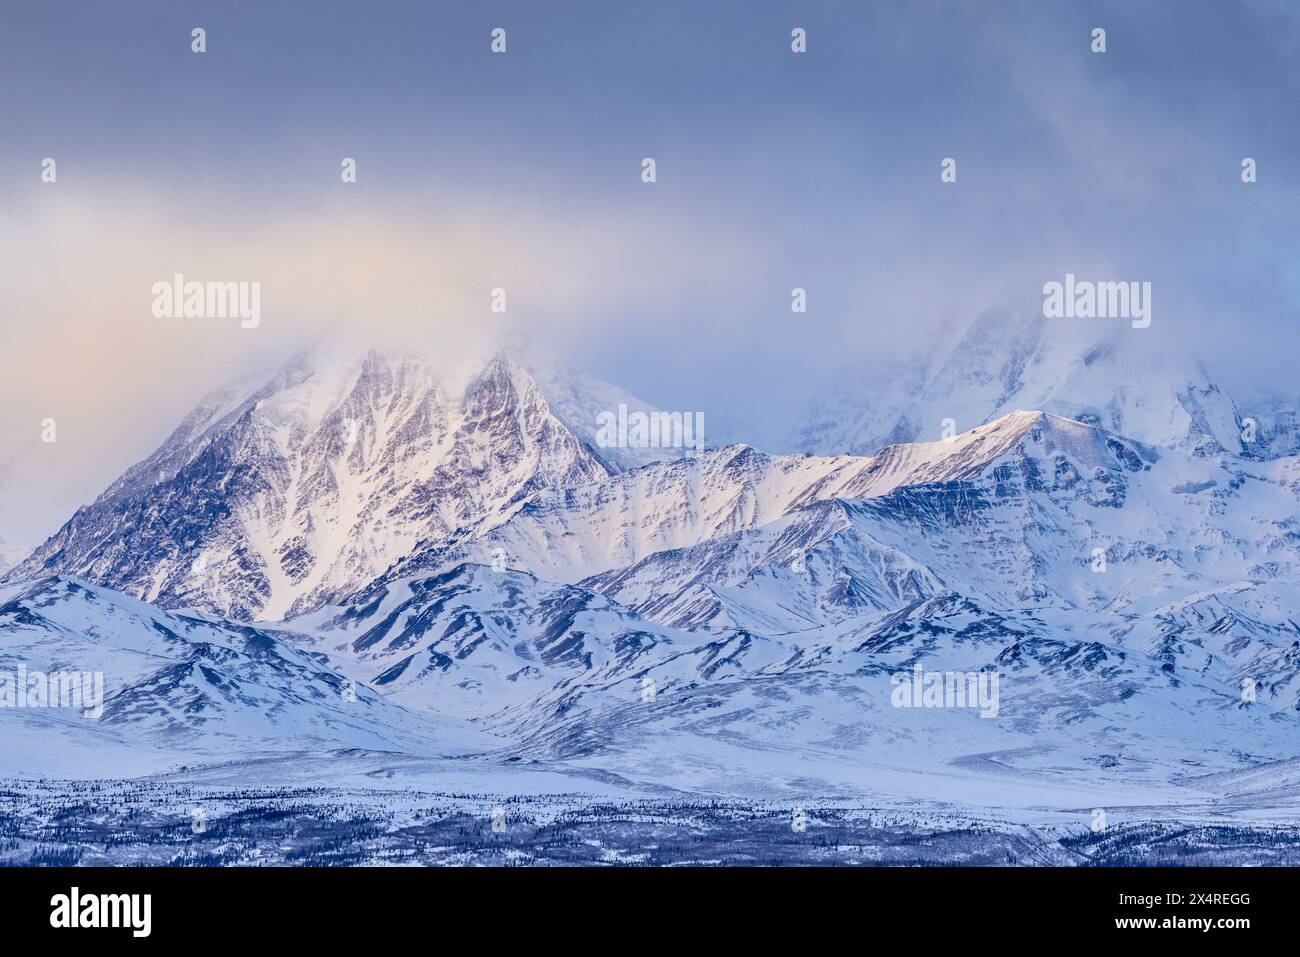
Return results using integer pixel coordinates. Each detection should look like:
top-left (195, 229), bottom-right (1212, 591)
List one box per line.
top-left (4, 344), bottom-right (666, 621)
top-left (788, 312), bottom-right (1293, 459)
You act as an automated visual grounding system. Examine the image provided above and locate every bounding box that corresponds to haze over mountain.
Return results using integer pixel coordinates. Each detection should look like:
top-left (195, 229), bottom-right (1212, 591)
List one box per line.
top-left (790, 312), bottom-right (1300, 460)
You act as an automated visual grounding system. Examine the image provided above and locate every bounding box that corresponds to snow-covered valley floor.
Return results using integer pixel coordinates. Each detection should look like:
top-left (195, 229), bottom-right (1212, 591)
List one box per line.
top-left (6, 749), bottom-right (1300, 866)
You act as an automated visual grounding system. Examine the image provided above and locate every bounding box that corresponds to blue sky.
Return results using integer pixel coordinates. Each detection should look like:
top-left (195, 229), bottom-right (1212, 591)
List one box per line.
top-left (1, 0), bottom-right (1297, 542)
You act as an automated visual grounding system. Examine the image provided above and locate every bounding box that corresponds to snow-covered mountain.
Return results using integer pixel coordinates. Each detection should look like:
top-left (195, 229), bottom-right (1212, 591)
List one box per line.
top-left (490, 587), bottom-right (1300, 801)
top-left (790, 312), bottom-right (1300, 460)
top-left (363, 410), bottom-right (1299, 641)
top-left (4, 337), bottom-right (1300, 827)
top-left (225, 405), bottom-right (1300, 802)
top-left (0, 576), bottom-right (484, 759)
top-left (4, 345), bottom-right (668, 621)
top-left (359, 412), bottom-right (1060, 601)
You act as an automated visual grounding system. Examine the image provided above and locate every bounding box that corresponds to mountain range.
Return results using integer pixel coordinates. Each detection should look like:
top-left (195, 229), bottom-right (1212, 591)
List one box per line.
top-left (3, 319), bottom-right (1300, 830)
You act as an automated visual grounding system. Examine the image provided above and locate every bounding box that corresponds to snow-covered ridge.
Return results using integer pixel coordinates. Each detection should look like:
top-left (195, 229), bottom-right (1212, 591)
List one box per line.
top-left (367, 409), bottom-right (1155, 595)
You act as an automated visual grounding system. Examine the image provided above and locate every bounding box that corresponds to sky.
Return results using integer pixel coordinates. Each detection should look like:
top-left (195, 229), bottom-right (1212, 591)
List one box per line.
top-left (1, 0), bottom-right (1297, 547)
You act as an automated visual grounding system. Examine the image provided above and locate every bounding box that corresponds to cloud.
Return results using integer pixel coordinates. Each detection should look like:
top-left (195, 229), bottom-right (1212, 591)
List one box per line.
top-left (2, 0), bottom-right (1297, 546)
top-left (0, 183), bottom-right (773, 543)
